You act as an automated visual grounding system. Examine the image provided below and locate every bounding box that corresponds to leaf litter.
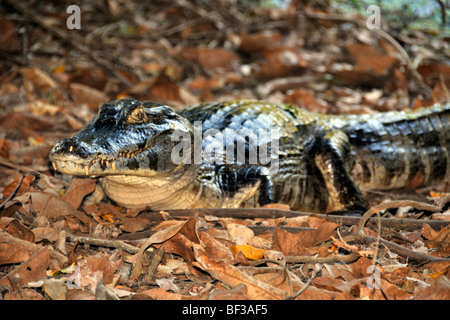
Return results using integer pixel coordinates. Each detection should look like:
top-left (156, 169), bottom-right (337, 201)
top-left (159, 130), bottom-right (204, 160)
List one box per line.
top-left (0, 0), bottom-right (450, 300)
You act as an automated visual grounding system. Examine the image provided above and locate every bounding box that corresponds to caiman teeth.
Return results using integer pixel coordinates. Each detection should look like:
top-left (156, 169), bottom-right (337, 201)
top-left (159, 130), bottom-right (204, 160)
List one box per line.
top-left (52, 162), bottom-right (57, 170)
top-left (111, 160), bottom-right (116, 171)
top-left (84, 165), bottom-right (90, 175)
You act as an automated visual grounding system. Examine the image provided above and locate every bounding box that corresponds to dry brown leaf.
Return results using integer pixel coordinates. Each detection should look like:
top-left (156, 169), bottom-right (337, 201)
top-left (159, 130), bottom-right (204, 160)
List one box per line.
top-left (62, 178), bottom-right (96, 209)
top-left (226, 222), bottom-right (254, 245)
top-left (0, 137), bottom-right (10, 159)
top-left (32, 226), bottom-right (60, 243)
top-left (193, 244), bottom-right (287, 300)
top-left (421, 223), bottom-right (438, 241)
top-left (0, 230), bottom-right (41, 265)
top-left (141, 287), bottom-right (182, 300)
top-left (312, 276), bottom-right (348, 293)
top-left (0, 217), bottom-right (35, 242)
top-left (30, 191), bottom-right (92, 226)
top-left (351, 256), bottom-right (374, 278)
top-left (0, 19), bottom-right (19, 50)
top-left (68, 66), bottom-right (108, 91)
top-left (283, 88), bottom-right (329, 113)
top-left (3, 174), bottom-right (35, 198)
top-left (69, 83), bottom-right (109, 111)
top-left (129, 219), bottom-right (188, 280)
top-left (149, 71), bottom-right (184, 104)
top-left (160, 233), bottom-right (201, 276)
top-left (85, 253), bottom-right (122, 285)
top-left (208, 283), bottom-right (248, 300)
top-left (0, 112), bottom-right (55, 139)
top-left (188, 76), bottom-right (223, 91)
top-left (422, 224), bottom-right (450, 254)
top-left (273, 227), bottom-right (309, 256)
top-left (130, 71), bottom-right (184, 104)
top-left (21, 100), bottom-right (61, 116)
top-left (331, 43), bottom-right (399, 86)
top-left (229, 245), bottom-right (265, 260)
top-left (0, 246), bottom-right (49, 291)
top-left (415, 284), bottom-right (450, 300)
top-left (199, 231), bottom-right (235, 263)
top-left (257, 47), bottom-right (306, 79)
top-left (296, 220), bottom-right (340, 248)
top-left (239, 31), bottom-right (282, 53)
top-left (180, 47), bottom-right (239, 70)
top-left (20, 67), bottom-right (58, 93)
top-left (66, 289), bottom-right (96, 300)
top-left (417, 62), bottom-right (450, 89)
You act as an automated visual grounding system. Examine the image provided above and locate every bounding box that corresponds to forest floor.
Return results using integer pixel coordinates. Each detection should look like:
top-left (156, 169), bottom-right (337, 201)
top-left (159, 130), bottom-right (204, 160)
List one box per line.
top-left (0, 0), bottom-right (449, 301)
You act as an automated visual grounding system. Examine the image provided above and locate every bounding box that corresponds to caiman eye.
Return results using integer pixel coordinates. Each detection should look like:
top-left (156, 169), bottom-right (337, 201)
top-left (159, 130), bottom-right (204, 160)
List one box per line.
top-left (128, 107), bottom-right (148, 124)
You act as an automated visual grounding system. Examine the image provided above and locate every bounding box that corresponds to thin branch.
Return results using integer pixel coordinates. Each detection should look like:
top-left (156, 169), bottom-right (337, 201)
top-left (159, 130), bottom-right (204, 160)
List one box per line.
top-left (357, 200), bottom-right (442, 237)
top-left (0, 174), bottom-right (24, 209)
top-left (159, 208), bottom-right (449, 231)
top-left (66, 234), bottom-right (139, 254)
top-left (285, 252), bottom-right (361, 264)
top-left (285, 268), bottom-right (319, 300)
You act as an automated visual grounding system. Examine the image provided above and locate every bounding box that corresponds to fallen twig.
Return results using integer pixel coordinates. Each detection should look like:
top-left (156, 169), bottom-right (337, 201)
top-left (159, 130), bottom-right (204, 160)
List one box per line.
top-left (144, 247), bottom-right (165, 282)
top-left (342, 233), bottom-right (450, 263)
top-left (0, 174), bottom-right (24, 209)
top-left (285, 267), bottom-right (319, 300)
top-left (161, 208), bottom-right (449, 231)
top-left (357, 200), bottom-right (443, 237)
top-left (66, 234), bottom-right (139, 254)
top-left (285, 252), bottom-right (361, 265)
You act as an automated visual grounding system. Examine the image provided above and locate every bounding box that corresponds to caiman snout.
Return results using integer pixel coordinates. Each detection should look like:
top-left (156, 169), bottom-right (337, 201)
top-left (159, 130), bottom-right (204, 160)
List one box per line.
top-left (50, 137), bottom-right (93, 159)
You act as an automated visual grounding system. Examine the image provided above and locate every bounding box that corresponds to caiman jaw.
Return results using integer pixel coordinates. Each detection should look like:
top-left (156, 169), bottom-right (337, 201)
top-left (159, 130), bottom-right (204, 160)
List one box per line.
top-left (49, 142), bottom-right (153, 177)
top-left (49, 98), bottom-right (194, 178)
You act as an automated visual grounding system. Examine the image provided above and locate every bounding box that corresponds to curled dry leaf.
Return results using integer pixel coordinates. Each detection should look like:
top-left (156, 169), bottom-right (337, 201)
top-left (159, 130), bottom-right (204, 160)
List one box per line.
top-left (229, 245), bottom-right (265, 260)
top-left (32, 226), bottom-right (61, 243)
top-left (331, 43), bottom-right (400, 86)
top-left (193, 244), bottom-right (287, 300)
top-left (69, 83), bottom-right (110, 111)
top-left (0, 246), bottom-right (50, 291)
top-left (257, 46), bottom-right (306, 79)
top-left (422, 224), bottom-right (450, 254)
top-left (0, 230), bottom-right (40, 264)
top-left (30, 191), bottom-right (92, 228)
top-left (273, 227), bottom-right (309, 256)
top-left (129, 219), bottom-right (188, 280)
top-left (199, 231), bottom-right (235, 263)
top-left (0, 217), bottom-right (35, 242)
top-left (141, 287), bottom-right (182, 300)
top-left (239, 31), bottom-right (282, 53)
top-left (3, 174), bottom-right (35, 199)
top-left (20, 67), bottom-right (57, 93)
top-left (0, 137), bottom-right (10, 159)
top-left (208, 283), bottom-right (248, 300)
top-left (226, 222), bottom-right (254, 245)
top-left (180, 47), bottom-right (239, 71)
top-left (62, 178), bottom-right (96, 209)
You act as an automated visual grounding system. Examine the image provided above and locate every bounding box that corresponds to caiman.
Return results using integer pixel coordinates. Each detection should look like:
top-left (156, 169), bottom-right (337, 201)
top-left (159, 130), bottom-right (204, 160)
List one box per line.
top-left (49, 99), bottom-right (450, 214)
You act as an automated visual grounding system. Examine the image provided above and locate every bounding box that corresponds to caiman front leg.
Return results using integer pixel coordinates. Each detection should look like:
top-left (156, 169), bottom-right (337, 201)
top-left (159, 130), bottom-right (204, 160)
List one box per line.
top-left (216, 165), bottom-right (276, 207)
top-left (312, 129), bottom-right (367, 214)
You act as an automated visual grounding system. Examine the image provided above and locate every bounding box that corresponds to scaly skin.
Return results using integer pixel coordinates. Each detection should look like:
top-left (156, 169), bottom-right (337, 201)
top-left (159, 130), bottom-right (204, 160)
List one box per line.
top-left (49, 99), bottom-right (450, 213)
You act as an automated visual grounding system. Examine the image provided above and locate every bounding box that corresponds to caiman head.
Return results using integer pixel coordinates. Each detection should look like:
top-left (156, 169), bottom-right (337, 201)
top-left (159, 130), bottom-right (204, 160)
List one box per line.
top-left (49, 99), bottom-right (198, 208)
top-left (49, 99), bottom-right (195, 176)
